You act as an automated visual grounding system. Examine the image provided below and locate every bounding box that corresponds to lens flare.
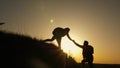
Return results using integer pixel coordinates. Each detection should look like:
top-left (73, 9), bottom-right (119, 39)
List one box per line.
top-left (50, 19), bottom-right (54, 23)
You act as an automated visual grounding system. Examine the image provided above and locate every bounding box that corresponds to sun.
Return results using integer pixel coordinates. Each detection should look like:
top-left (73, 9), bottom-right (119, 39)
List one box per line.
top-left (50, 19), bottom-right (54, 23)
top-left (61, 36), bottom-right (82, 62)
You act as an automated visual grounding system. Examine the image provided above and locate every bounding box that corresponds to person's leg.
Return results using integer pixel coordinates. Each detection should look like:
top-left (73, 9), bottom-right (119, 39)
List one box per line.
top-left (88, 62), bottom-right (93, 68)
top-left (88, 56), bottom-right (93, 68)
top-left (56, 37), bottom-right (66, 68)
top-left (82, 59), bottom-right (86, 68)
top-left (56, 37), bottom-right (61, 49)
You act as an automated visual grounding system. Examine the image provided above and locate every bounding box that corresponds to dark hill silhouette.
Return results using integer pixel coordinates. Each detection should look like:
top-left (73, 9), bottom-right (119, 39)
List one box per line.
top-left (1, 31), bottom-right (120, 68)
top-left (0, 31), bottom-right (77, 68)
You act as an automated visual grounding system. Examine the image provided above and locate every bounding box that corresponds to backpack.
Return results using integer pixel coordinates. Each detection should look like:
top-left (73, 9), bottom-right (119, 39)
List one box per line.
top-left (52, 27), bottom-right (65, 37)
top-left (87, 45), bottom-right (94, 54)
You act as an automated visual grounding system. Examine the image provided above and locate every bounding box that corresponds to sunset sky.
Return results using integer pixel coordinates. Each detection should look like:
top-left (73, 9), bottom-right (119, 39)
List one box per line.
top-left (0, 0), bottom-right (120, 64)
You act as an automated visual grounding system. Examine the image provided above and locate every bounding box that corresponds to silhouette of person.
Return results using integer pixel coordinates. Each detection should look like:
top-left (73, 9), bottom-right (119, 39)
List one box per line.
top-left (72, 40), bottom-right (94, 68)
top-left (44, 27), bottom-right (72, 49)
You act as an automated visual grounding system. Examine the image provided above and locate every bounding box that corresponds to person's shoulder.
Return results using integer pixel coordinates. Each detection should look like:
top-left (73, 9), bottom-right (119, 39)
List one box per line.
top-left (88, 45), bottom-right (93, 48)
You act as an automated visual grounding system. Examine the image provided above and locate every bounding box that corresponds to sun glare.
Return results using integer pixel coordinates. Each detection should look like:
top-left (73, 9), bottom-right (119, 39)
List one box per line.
top-left (61, 36), bottom-right (82, 61)
top-left (50, 19), bottom-right (54, 23)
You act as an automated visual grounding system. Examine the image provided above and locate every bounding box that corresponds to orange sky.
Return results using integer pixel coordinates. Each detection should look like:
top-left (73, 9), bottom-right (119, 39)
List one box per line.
top-left (0, 0), bottom-right (120, 64)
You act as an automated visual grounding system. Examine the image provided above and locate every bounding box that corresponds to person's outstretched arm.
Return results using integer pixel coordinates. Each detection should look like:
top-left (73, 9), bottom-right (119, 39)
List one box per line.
top-left (72, 40), bottom-right (83, 48)
top-left (44, 36), bottom-right (55, 41)
top-left (66, 33), bottom-right (72, 41)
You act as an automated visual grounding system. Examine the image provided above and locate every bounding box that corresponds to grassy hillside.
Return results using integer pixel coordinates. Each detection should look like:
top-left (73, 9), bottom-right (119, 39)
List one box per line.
top-left (0, 31), bottom-right (77, 68)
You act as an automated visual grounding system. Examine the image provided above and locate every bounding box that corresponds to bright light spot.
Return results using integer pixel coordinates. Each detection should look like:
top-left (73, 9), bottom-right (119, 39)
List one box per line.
top-left (61, 36), bottom-right (82, 61)
top-left (50, 19), bottom-right (54, 23)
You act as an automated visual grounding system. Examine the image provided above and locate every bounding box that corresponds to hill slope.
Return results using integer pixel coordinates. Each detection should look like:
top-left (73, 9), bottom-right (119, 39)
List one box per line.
top-left (0, 31), bottom-right (77, 68)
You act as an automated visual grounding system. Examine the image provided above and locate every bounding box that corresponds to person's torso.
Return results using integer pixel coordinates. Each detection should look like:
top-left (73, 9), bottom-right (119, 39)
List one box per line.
top-left (82, 45), bottom-right (93, 57)
top-left (52, 27), bottom-right (67, 37)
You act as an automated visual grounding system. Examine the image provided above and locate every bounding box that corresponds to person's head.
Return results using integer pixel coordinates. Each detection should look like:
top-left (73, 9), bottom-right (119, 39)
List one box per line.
top-left (64, 27), bottom-right (70, 33)
top-left (83, 40), bottom-right (89, 46)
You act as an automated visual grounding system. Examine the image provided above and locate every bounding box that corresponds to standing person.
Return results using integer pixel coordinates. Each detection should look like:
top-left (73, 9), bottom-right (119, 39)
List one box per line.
top-left (44, 27), bottom-right (72, 49)
top-left (72, 40), bottom-right (94, 68)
